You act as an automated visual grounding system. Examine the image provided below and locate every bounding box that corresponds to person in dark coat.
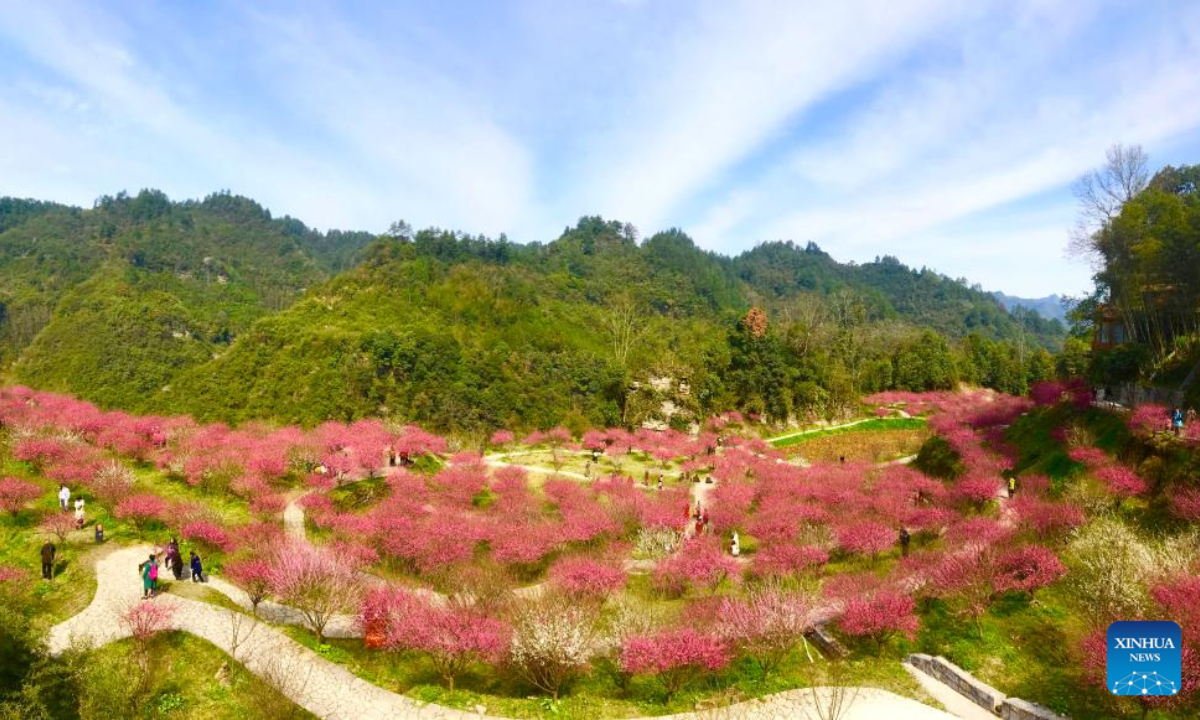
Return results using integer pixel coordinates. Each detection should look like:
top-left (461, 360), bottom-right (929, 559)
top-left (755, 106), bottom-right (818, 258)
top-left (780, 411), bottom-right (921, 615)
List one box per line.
top-left (168, 538), bottom-right (183, 580)
top-left (899, 526), bottom-right (911, 558)
top-left (40, 541), bottom-right (56, 580)
top-left (190, 551), bottom-right (204, 583)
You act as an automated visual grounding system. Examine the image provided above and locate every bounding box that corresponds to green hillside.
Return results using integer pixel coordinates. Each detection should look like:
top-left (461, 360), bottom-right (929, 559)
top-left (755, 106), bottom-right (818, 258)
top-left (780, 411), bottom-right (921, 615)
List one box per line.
top-left (1, 196), bottom-right (1065, 430)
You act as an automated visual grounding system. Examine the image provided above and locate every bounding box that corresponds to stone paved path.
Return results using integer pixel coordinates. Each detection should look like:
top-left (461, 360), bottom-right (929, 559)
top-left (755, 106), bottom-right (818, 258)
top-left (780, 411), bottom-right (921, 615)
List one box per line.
top-left (48, 544), bottom-right (963, 720)
top-left (49, 545), bottom-right (481, 719)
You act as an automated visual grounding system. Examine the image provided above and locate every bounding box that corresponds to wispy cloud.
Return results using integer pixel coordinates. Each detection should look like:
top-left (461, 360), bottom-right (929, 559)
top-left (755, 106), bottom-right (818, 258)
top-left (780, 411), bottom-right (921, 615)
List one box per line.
top-left (0, 0), bottom-right (1198, 295)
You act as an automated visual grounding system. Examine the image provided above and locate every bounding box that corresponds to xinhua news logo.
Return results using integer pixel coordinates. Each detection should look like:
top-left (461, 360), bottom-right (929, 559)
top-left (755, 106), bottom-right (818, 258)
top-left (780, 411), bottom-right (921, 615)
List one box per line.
top-left (1107, 620), bottom-right (1182, 696)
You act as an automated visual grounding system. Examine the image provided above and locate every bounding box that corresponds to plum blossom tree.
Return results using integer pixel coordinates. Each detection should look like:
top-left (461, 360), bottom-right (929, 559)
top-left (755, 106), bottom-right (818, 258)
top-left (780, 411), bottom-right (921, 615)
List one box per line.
top-left (489, 430), bottom-right (515, 448)
top-left (359, 587), bottom-right (509, 691)
top-left (114, 494), bottom-right (168, 529)
top-left (838, 590), bottom-right (919, 654)
top-left (268, 542), bottom-right (361, 642)
top-left (620, 627), bottom-right (731, 699)
top-left (1095, 466), bottom-right (1148, 502)
top-left (91, 460), bottom-right (136, 504)
top-left (224, 558), bottom-right (273, 614)
top-left (180, 520), bottom-right (232, 552)
top-left (0, 477), bottom-right (42, 515)
top-left (548, 556), bottom-right (627, 602)
top-left (927, 548), bottom-right (997, 637)
top-left (714, 585), bottom-right (823, 673)
top-left (993, 545), bottom-right (1067, 599)
top-left (752, 544), bottom-right (829, 579)
top-left (41, 511), bottom-right (77, 543)
top-left (834, 520), bottom-right (895, 561)
top-left (653, 538), bottom-right (741, 596)
top-left (509, 594), bottom-right (596, 699)
top-left (1169, 488), bottom-right (1200, 523)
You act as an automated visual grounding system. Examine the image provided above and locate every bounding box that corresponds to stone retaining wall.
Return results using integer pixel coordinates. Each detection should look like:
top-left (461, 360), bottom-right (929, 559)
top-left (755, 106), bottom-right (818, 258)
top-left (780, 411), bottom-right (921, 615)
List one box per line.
top-left (906, 654), bottom-right (1068, 719)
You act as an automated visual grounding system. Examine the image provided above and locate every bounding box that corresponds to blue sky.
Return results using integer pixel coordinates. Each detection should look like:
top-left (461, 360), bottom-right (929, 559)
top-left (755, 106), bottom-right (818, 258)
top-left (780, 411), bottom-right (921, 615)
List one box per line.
top-left (2, 1), bottom-right (1199, 297)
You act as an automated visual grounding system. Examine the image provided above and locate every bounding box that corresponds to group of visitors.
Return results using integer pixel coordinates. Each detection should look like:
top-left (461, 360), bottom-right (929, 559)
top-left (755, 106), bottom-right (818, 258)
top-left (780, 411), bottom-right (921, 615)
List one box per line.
top-left (684, 502), bottom-right (710, 536)
top-left (55, 484), bottom-right (90, 529)
top-left (139, 538), bottom-right (205, 599)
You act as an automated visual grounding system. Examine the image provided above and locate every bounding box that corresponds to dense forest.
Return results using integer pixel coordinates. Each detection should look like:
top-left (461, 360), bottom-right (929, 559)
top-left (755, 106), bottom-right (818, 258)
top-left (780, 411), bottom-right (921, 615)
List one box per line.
top-left (1069, 148), bottom-right (1200, 406)
top-left (1, 191), bottom-right (1064, 432)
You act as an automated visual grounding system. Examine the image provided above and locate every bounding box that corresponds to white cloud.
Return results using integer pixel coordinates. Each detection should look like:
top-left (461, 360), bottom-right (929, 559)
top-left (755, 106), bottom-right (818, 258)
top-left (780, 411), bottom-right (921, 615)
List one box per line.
top-left (1, 0), bottom-right (1198, 298)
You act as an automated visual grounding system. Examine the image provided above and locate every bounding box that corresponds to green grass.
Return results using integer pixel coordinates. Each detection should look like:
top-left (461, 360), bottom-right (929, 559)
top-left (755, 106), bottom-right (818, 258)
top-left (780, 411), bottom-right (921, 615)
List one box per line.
top-left (770, 417), bottom-right (928, 449)
top-left (58, 631), bottom-right (316, 719)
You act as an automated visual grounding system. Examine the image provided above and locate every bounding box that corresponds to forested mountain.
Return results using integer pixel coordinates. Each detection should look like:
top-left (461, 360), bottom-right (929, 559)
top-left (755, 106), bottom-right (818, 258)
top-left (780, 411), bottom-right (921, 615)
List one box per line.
top-left (1, 193), bottom-right (1064, 432)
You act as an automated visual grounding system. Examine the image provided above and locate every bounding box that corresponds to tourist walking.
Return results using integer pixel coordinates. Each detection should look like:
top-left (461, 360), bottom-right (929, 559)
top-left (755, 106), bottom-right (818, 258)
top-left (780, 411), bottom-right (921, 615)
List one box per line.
top-left (190, 551), bottom-right (204, 583)
top-left (58, 484), bottom-right (71, 511)
top-left (139, 554), bottom-right (156, 598)
top-left (730, 531), bottom-right (740, 557)
top-left (1174, 407), bottom-right (1185, 437)
top-left (40, 540), bottom-right (56, 580)
top-left (168, 538), bottom-right (183, 580)
top-left (94, 523), bottom-right (104, 544)
top-left (899, 526), bottom-right (911, 558)
top-left (74, 498), bottom-right (85, 529)
top-left (657, 476), bottom-right (664, 491)
top-left (1008, 476), bottom-right (1017, 498)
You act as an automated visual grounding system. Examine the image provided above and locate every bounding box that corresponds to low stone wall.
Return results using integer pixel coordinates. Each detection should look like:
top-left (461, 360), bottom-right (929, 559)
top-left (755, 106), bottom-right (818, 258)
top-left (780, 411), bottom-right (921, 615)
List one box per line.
top-left (906, 654), bottom-right (1068, 719)
top-left (804, 623), bottom-right (848, 659)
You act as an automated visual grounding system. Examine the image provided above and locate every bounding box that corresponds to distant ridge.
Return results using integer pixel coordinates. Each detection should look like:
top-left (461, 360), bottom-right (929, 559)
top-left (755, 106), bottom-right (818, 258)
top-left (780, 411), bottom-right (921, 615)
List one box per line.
top-left (990, 291), bottom-right (1067, 323)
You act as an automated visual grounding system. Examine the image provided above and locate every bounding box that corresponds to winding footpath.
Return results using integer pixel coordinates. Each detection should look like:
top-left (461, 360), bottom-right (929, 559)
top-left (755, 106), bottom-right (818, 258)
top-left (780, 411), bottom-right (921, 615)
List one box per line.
top-left (45, 547), bottom-right (959, 720)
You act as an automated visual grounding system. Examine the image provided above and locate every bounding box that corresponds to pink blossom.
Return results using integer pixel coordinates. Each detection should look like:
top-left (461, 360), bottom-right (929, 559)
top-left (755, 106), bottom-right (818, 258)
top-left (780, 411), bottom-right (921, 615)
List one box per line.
top-left (1169, 488), bottom-right (1200, 523)
top-left (834, 520), bottom-right (895, 559)
top-left (1129, 403), bottom-right (1171, 436)
top-left (358, 587), bottom-right (509, 691)
top-left (620, 628), bottom-right (730, 697)
top-left (489, 430), bottom-right (515, 446)
top-left (1095, 466), bottom-right (1148, 498)
top-left (180, 520), bottom-right (232, 551)
top-left (548, 556), bottom-right (627, 599)
top-left (653, 537), bottom-right (741, 596)
top-left (115, 494), bottom-right (169, 527)
top-left (1013, 498), bottom-right (1085, 539)
top-left (0, 477), bottom-right (43, 514)
top-left (993, 545), bottom-right (1067, 596)
top-left (223, 558), bottom-right (273, 611)
top-left (120, 599), bottom-right (176, 642)
top-left (1067, 446), bottom-right (1109, 468)
top-left (751, 544), bottom-right (829, 578)
top-left (838, 591), bottom-right (919, 649)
